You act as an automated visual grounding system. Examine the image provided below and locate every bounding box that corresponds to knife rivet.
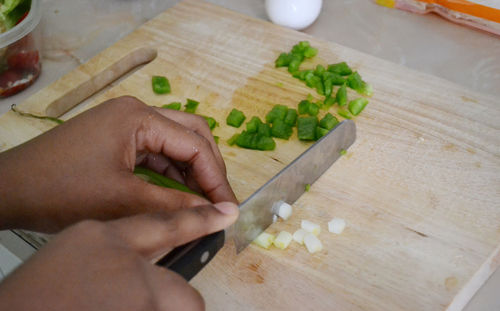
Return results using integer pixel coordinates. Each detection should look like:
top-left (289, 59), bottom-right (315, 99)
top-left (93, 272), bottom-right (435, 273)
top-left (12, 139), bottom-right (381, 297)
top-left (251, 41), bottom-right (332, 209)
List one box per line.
top-left (200, 251), bottom-right (210, 264)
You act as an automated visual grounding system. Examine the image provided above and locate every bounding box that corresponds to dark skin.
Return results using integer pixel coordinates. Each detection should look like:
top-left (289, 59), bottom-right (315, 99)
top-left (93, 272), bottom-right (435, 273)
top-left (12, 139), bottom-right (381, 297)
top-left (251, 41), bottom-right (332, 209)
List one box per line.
top-left (0, 96), bottom-right (239, 311)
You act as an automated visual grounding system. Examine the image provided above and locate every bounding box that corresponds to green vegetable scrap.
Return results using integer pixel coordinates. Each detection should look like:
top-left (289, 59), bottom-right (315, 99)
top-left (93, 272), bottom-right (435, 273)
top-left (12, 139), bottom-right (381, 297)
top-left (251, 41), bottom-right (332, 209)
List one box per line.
top-left (271, 119), bottom-right (293, 140)
top-left (226, 108), bottom-right (246, 128)
top-left (162, 102), bottom-right (181, 110)
top-left (315, 126), bottom-right (329, 139)
top-left (284, 108), bottom-right (298, 126)
top-left (347, 72), bottom-right (373, 96)
top-left (348, 98), bottom-right (369, 116)
top-left (258, 122), bottom-right (272, 137)
top-left (314, 64), bottom-right (326, 77)
top-left (236, 131), bottom-right (276, 151)
top-left (203, 116), bottom-right (218, 130)
top-left (340, 149), bottom-right (347, 156)
top-left (184, 99), bottom-right (199, 113)
top-left (319, 113), bottom-right (339, 130)
top-left (322, 72), bottom-right (346, 86)
top-left (335, 84), bottom-right (347, 107)
top-left (213, 136), bottom-right (220, 144)
top-left (152, 76), bottom-right (171, 94)
top-left (328, 62), bottom-right (353, 76)
top-left (322, 96), bottom-right (336, 110)
top-left (298, 100), bottom-right (319, 116)
top-left (266, 104), bottom-right (288, 124)
top-left (297, 116), bottom-right (318, 141)
top-left (246, 116), bottom-right (262, 133)
top-left (134, 166), bottom-right (199, 196)
top-left (274, 41), bottom-right (317, 74)
top-left (305, 184), bottom-right (311, 192)
top-left (227, 133), bottom-right (240, 146)
top-left (338, 109), bottom-right (352, 119)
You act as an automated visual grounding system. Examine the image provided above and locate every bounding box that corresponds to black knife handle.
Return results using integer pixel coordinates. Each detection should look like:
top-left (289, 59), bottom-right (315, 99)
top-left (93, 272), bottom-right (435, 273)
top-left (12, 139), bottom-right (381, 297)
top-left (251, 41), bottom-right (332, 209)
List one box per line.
top-left (155, 230), bottom-right (225, 281)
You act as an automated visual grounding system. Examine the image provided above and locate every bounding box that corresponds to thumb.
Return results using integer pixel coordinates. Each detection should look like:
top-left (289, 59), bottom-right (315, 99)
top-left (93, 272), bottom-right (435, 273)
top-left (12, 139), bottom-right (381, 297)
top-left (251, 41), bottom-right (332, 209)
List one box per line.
top-left (107, 202), bottom-right (239, 260)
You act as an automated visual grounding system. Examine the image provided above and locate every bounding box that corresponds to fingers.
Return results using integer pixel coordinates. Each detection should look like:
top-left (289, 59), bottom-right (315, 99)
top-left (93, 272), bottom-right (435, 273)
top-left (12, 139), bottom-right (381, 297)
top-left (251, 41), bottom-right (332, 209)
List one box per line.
top-left (135, 111), bottom-right (237, 204)
top-left (149, 266), bottom-right (205, 311)
top-left (154, 107), bottom-right (226, 175)
top-left (108, 202), bottom-right (239, 260)
top-left (135, 153), bottom-right (185, 185)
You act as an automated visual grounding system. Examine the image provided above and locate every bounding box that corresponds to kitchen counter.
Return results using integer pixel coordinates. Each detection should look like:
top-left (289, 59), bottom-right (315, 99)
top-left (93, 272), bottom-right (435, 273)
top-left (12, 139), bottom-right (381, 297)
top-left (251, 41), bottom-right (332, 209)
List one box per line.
top-left (0, 0), bottom-right (498, 309)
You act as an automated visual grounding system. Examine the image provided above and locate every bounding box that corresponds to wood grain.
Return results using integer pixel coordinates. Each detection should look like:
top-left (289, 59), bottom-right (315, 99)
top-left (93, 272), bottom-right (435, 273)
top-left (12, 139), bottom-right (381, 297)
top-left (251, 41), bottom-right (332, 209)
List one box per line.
top-left (0, 1), bottom-right (499, 310)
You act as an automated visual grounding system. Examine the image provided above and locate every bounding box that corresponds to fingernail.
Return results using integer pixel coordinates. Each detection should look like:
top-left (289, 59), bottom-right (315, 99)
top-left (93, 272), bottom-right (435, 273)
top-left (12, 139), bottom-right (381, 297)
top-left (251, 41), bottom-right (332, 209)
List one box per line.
top-left (214, 202), bottom-right (239, 215)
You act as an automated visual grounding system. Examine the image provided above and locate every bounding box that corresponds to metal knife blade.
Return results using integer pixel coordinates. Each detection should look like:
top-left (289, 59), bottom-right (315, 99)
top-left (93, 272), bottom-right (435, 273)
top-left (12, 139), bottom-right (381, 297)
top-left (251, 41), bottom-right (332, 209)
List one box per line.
top-left (232, 119), bottom-right (356, 253)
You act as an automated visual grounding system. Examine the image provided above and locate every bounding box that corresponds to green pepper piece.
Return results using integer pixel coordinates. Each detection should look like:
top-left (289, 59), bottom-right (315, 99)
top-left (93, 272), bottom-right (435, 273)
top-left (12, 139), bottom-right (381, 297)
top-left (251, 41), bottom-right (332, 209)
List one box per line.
top-left (305, 74), bottom-right (321, 89)
top-left (297, 116), bottom-right (319, 141)
top-left (319, 113), bottom-right (339, 130)
top-left (152, 76), bottom-right (171, 94)
top-left (162, 102), bottom-right (182, 110)
top-left (284, 108), bottom-right (298, 126)
top-left (308, 102), bottom-right (319, 116)
top-left (328, 62), bottom-right (353, 76)
top-left (307, 94), bottom-right (315, 102)
top-left (288, 56), bottom-right (302, 73)
top-left (323, 78), bottom-right (333, 98)
top-left (305, 184), bottom-right (311, 192)
top-left (348, 98), bottom-right (369, 116)
top-left (275, 52), bottom-right (292, 67)
top-left (184, 99), bottom-right (199, 113)
top-left (226, 108), bottom-right (246, 128)
top-left (236, 131), bottom-right (276, 151)
top-left (271, 119), bottom-right (293, 140)
top-left (314, 64), bottom-right (326, 77)
top-left (315, 126), bottom-right (330, 140)
top-left (347, 72), bottom-right (373, 96)
top-left (227, 133), bottom-right (240, 146)
top-left (296, 70), bottom-right (313, 81)
top-left (340, 149), bottom-right (347, 156)
top-left (134, 167), bottom-right (198, 196)
top-left (298, 100), bottom-right (310, 115)
top-left (336, 84), bottom-right (348, 107)
top-left (303, 46), bottom-right (318, 58)
top-left (322, 96), bottom-right (336, 110)
top-left (203, 116), bottom-right (218, 130)
top-left (213, 136), bottom-right (220, 144)
top-left (338, 109), bottom-right (352, 119)
top-left (246, 116), bottom-right (262, 133)
top-left (323, 72), bottom-right (346, 85)
top-left (291, 41), bottom-right (310, 55)
top-left (258, 122), bottom-right (272, 137)
top-left (266, 104), bottom-right (288, 123)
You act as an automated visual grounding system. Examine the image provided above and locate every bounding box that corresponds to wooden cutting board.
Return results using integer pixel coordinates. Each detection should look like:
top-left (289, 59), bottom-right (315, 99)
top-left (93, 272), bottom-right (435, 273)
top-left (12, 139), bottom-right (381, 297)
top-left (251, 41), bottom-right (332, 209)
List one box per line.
top-left (0, 0), bottom-right (499, 310)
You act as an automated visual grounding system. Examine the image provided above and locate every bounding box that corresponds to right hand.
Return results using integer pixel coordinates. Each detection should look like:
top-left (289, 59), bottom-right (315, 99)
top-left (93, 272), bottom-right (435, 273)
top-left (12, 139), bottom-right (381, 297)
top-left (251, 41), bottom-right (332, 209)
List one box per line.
top-left (0, 202), bottom-right (239, 311)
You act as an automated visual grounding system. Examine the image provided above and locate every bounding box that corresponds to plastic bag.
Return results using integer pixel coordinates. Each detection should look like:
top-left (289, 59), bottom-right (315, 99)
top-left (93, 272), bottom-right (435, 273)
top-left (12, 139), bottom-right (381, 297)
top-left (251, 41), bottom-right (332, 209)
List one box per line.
top-left (375, 0), bottom-right (500, 35)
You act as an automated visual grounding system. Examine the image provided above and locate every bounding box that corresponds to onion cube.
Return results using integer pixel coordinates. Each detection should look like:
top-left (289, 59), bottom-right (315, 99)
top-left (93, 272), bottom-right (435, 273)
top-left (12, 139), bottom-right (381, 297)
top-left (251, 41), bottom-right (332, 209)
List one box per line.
top-left (273, 231), bottom-right (293, 249)
top-left (301, 220), bottom-right (320, 236)
top-left (277, 202), bottom-right (293, 220)
top-left (328, 218), bottom-right (346, 234)
top-left (252, 232), bottom-right (275, 249)
top-left (293, 229), bottom-right (308, 245)
top-left (304, 233), bottom-right (323, 254)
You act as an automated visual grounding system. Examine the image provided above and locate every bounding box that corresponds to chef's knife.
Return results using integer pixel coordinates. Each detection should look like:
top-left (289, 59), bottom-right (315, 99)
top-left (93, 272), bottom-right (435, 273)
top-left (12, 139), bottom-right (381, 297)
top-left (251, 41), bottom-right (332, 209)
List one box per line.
top-left (156, 119), bottom-right (356, 279)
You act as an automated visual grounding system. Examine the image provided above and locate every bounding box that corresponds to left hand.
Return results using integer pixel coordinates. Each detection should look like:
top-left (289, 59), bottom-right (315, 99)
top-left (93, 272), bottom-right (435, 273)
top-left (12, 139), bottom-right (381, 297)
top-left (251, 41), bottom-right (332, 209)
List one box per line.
top-left (0, 96), bottom-right (237, 232)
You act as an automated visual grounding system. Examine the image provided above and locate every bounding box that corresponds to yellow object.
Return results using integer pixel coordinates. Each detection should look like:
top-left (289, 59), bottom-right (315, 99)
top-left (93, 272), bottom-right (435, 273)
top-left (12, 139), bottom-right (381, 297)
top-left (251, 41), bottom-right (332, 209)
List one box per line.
top-left (375, 0), bottom-right (395, 8)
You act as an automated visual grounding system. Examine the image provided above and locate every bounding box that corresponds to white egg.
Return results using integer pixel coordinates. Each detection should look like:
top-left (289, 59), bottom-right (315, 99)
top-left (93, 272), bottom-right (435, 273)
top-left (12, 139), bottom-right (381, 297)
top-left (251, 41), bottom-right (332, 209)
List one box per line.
top-left (266, 0), bottom-right (323, 30)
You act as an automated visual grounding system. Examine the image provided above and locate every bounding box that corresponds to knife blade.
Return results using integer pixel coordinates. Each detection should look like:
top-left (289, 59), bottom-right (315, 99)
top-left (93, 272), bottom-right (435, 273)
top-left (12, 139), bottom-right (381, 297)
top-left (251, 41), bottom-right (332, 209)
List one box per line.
top-left (233, 119), bottom-right (356, 253)
top-left (156, 119), bottom-right (356, 279)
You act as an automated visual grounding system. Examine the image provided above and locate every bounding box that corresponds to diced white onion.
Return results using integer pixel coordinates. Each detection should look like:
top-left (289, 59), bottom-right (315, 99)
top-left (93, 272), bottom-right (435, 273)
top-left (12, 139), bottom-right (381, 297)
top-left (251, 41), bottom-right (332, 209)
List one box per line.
top-left (301, 220), bottom-right (320, 236)
top-left (252, 232), bottom-right (275, 249)
top-left (277, 202), bottom-right (293, 220)
top-left (304, 233), bottom-right (323, 254)
top-left (328, 218), bottom-right (346, 234)
top-left (293, 229), bottom-right (308, 245)
top-left (273, 231), bottom-right (293, 250)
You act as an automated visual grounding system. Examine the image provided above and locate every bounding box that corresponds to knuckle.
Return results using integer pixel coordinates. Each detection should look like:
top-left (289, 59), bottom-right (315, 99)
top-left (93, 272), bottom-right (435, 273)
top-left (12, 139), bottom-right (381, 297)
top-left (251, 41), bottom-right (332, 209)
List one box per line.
top-left (69, 220), bottom-right (109, 238)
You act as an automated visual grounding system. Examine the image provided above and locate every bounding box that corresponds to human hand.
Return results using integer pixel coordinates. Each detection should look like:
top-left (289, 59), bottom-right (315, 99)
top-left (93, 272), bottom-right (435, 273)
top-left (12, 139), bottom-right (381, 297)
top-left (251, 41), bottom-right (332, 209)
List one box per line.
top-left (0, 201), bottom-right (239, 311)
top-left (0, 96), bottom-right (237, 232)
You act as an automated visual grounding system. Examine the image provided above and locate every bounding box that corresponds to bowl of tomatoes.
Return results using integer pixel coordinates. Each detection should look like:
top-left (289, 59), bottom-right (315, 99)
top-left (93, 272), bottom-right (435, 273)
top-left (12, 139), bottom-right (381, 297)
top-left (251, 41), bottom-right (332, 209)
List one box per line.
top-left (0, 0), bottom-right (42, 97)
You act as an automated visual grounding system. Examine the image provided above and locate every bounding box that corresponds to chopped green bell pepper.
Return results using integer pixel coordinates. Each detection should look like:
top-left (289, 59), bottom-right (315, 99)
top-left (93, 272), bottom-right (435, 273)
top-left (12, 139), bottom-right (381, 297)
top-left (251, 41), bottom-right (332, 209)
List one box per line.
top-left (226, 108), bottom-right (246, 128)
top-left (336, 84), bottom-right (347, 107)
top-left (319, 113), bottom-right (339, 130)
top-left (152, 76), bottom-right (171, 94)
top-left (348, 98), bottom-right (369, 116)
top-left (184, 99), bottom-right (199, 113)
top-left (327, 62), bottom-right (353, 76)
top-left (271, 119), bottom-right (293, 140)
top-left (162, 102), bottom-right (181, 110)
top-left (284, 108), bottom-right (298, 126)
top-left (297, 116), bottom-right (318, 141)
top-left (266, 104), bottom-right (288, 123)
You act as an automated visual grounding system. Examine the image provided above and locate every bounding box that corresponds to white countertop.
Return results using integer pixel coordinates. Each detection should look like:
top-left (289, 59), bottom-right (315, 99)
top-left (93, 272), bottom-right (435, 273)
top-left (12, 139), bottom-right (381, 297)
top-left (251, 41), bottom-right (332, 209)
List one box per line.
top-left (0, 0), bottom-right (498, 309)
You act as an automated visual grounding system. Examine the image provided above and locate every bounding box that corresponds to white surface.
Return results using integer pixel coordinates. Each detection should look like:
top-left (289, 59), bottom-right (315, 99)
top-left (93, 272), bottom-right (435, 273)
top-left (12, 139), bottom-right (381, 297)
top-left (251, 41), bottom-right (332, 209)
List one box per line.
top-left (0, 0), bottom-right (498, 309)
top-left (266, 0), bottom-right (323, 30)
